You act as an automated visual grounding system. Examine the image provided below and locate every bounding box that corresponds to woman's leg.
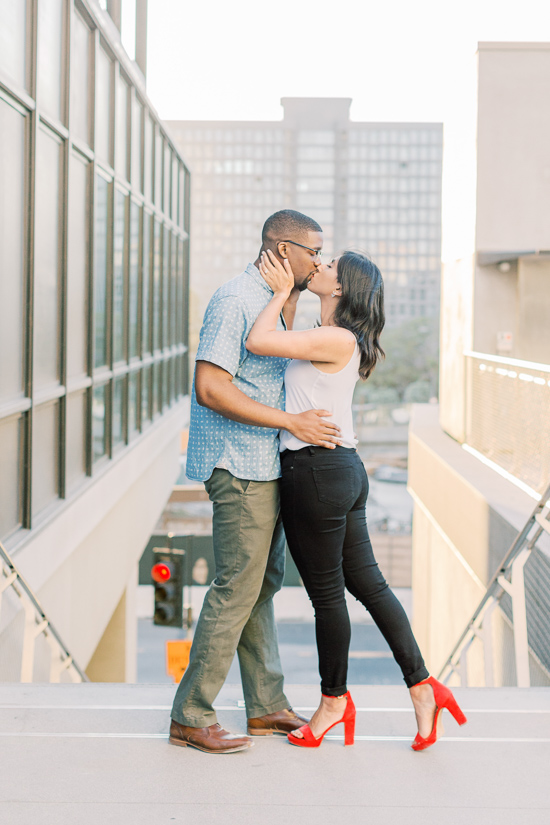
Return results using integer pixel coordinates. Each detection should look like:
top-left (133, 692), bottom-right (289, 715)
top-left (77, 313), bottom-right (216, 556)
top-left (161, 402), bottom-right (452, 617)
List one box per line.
top-left (280, 448), bottom-right (360, 736)
top-left (343, 506), bottom-right (429, 688)
top-left (280, 451), bottom-right (352, 696)
top-left (341, 458), bottom-right (438, 736)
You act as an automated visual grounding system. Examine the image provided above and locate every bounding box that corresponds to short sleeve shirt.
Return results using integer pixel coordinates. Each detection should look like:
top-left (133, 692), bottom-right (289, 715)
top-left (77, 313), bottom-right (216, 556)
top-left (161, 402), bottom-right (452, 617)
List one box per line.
top-left (186, 264), bottom-right (289, 482)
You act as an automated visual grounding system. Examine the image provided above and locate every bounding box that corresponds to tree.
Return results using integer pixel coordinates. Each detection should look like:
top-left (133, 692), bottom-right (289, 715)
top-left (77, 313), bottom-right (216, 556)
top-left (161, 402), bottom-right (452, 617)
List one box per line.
top-left (354, 317), bottom-right (439, 403)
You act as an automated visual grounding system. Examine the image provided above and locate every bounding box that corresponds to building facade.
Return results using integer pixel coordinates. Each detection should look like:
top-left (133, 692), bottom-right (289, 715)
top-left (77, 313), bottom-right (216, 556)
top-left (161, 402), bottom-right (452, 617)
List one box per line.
top-left (0, 0), bottom-right (190, 681)
top-left (166, 98), bottom-right (442, 352)
top-left (409, 42), bottom-right (550, 686)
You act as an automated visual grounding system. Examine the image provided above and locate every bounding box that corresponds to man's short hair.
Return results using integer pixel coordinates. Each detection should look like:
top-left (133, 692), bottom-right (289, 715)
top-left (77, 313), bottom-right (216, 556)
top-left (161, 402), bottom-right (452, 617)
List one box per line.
top-left (262, 210), bottom-right (322, 244)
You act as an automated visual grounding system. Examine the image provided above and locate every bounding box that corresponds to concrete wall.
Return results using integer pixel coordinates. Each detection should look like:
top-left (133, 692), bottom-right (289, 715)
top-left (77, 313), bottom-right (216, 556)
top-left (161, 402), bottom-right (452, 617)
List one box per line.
top-left (476, 43), bottom-right (550, 253)
top-left (439, 256), bottom-right (475, 442)
top-left (409, 404), bottom-right (550, 687)
top-left (472, 261), bottom-right (518, 356)
top-left (516, 258), bottom-right (550, 363)
top-left (0, 402), bottom-right (186, 681)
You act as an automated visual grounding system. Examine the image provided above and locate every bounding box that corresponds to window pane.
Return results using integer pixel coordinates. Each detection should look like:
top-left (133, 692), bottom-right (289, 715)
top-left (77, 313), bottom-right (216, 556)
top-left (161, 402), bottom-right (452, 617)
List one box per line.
top-left (163, 359), bottom-right (170, 408)
top-left (142, 211), bottom-right (151, 354)
top-left (184, 169), bottom-right (190, 232)
top-left (154, 127), bottom-right (162, 206)
top-left (144, 115), bottom-right (153, 202)
top-left (170, 233), bottom-right (177, 346)
top-left (37, 0), bottom-right (64, 122)
top-left (70, 12), bottom-right (91, 145)
top-left (175, 354), bottom-right (181, 399)
top-left (179, 238), bottom-right (188, 346)
top-left (162, 227), bottom-right (170, 348)
top-left (171, 155), bottom-right (178, 220)
top-left (141, 364), bottom-right (151, 423)
top-left (94, 175), bottom-right (109, 368)
top-left (174, 239), bottom-right (181, 347)
top-left (112, 376), bottom-right (126, 447)
top-left (128, 370), bottom-right (139, 435)
top-left (32, 401), bottom-right (60, 516)
top-left (0, 0), bottom-right (27, 88)
top-left (152, 220), bottom-right (161, 350)
top-left (34, 125), bottom-right (62, 390)
top-left (92, 383), bottom-right (107, 461)
top-left (129, 202), bottom-right (140, 359)
top-left (95, 46), bottom-right (112, 163)
top-left (115, 73), bottom-right (128, 178)
top-left (153, 361), bottom-right (161, 415)
top-left (67, 151), bottom-right (89, 379)
top-left (0, 98), bottom-right (26, 401)
top-left (131, 93), bottom-right (142, 190)
top-left (0, 414), bottom-right (24, 538)
top-left (163, 143), bottom-right (171, 215)
top-left (178, 164), bottom-right (185, 229)
top-left (113, 190), bottom-right (127, 363)
top-left (66, 389), bottom-right (87, 490)
top-left (168, 357), bottom-right (175, 404)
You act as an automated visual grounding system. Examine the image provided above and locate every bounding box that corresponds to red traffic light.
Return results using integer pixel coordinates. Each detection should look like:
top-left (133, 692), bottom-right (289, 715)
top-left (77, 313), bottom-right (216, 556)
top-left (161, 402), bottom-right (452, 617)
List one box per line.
top-left (151, 562), bottom-right (173, 583)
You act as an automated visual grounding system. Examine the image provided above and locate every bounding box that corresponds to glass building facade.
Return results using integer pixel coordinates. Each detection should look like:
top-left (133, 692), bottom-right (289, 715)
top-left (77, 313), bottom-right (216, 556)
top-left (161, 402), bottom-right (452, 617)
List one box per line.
top-left (0, 0), bottom-right (190, 544)
top-left (167, 98), bottom-right (441, 346)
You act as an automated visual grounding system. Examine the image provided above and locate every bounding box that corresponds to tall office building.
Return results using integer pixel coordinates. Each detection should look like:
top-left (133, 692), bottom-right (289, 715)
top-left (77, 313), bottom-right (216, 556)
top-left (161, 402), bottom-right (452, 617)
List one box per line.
top-left (167, 98), bottom-right (442, 350)
top-left (0, 0), bottom-right (190, 681)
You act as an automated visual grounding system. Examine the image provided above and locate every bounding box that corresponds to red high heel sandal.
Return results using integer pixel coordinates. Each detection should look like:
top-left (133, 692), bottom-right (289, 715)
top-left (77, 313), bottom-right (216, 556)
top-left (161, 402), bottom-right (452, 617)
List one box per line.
top-left (288, 692), bottom-right (356, 748)
top-left (411, 675), bottom-right (467, 751)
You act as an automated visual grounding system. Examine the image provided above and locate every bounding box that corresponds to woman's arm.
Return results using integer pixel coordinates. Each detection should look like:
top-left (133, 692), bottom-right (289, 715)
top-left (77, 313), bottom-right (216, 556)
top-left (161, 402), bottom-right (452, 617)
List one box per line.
top-left (247, 251), bottom-right (355, 362)
top-left (282, 288), bottom-right (300, 330)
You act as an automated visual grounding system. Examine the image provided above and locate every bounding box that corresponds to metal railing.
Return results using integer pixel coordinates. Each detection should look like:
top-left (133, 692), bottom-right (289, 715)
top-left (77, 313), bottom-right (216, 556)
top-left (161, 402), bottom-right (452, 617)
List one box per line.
top-left (465, 351), bottom-right (550, 495)
top-left (0, 541), bottom-right (87, 683)
top-left (439, 481), bottom-right (550, 687)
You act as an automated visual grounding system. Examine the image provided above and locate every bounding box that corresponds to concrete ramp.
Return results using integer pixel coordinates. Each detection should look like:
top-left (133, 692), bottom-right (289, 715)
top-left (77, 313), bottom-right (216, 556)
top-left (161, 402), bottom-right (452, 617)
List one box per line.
top-left (0, 683), bottom-right (549, 824)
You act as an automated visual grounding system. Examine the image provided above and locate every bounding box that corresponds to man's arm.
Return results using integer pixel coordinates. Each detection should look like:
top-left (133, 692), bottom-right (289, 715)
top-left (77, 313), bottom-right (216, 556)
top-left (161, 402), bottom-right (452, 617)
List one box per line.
top-left (195, 361), bottom-right (341, 448)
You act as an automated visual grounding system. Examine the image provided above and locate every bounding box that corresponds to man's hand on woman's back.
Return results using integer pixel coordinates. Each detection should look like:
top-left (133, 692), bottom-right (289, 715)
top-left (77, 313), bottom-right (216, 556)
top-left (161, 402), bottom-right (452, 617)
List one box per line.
top-left (286, 410), bottom-right (342, 449)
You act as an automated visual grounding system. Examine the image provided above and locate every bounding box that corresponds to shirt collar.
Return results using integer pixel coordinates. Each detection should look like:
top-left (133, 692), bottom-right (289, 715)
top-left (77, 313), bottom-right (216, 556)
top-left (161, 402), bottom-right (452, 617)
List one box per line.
top-left (245, 262), bottom-right (287, 330)
top-left (246, 262), bottom-right (273, 295)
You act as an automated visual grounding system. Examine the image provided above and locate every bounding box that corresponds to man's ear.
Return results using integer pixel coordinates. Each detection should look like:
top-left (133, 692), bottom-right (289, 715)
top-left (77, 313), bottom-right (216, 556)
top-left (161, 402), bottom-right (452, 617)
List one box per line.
top-left (276, 241), bottom-right (289, 260)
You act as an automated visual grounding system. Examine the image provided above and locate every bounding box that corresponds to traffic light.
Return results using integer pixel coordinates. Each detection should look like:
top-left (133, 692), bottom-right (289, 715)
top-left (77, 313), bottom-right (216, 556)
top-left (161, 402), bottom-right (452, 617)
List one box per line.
top-left (151, 547), bottom-right (184, 627)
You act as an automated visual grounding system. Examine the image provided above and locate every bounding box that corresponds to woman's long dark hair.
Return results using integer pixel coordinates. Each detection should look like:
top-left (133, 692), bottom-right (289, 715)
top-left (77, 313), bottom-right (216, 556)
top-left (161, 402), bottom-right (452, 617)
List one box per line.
top-left (333, 251), bottom-right (385, 379)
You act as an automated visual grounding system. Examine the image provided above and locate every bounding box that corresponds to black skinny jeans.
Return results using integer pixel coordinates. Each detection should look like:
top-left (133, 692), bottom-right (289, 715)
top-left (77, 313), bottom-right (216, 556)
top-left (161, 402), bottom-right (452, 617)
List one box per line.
top-left (280, 445), bottom-right (429, 697)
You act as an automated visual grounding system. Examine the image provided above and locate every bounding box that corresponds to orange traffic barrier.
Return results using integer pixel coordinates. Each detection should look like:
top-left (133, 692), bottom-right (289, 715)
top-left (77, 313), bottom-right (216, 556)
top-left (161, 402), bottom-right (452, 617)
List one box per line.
top-left (166, 639), bottom-right (193, 683)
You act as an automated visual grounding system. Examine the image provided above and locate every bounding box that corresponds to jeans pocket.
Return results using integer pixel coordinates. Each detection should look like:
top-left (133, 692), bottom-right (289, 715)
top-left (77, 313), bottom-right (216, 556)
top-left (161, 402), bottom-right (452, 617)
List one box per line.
top-left (312, 466), bottom-right (357, 509)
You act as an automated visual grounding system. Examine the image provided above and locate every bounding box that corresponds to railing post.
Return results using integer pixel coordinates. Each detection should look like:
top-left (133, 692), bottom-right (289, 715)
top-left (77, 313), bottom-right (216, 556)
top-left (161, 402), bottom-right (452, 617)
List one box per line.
top-left (510, 547), bottom-right (531, 688)
top-left (480, 598), bottom-right (498, 687)
top-left (20, 600), bottom-right (38, 683)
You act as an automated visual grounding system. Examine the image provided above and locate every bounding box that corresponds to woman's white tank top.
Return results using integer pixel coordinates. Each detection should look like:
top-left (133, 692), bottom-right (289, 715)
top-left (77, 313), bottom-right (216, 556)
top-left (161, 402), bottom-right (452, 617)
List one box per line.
top-left (280, 342), bottom-right (361, 452)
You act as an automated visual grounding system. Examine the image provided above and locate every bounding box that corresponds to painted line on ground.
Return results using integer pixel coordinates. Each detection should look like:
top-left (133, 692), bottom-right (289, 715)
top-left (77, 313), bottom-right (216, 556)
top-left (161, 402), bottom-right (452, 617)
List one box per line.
top-left (0, 705), bottom-right (549, 714)
top-left (0, 731), bottom-right (549, 743)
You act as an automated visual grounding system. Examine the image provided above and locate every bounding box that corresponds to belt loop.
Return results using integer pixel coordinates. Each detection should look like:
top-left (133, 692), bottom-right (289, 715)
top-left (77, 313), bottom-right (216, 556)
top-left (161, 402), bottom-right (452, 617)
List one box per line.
top-left (307, 446), bottom-right (315, 456)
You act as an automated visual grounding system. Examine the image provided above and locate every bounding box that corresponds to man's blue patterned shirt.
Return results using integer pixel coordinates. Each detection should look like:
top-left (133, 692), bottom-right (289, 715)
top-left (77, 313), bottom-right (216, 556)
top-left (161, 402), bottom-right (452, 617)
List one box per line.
top-left (186, 263), bottom-right (289, 482)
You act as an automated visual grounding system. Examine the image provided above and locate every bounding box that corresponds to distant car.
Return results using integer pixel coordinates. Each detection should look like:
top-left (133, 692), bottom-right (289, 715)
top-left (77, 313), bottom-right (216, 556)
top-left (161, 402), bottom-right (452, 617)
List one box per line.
top-left (373, 465), bottom-right (408, 484)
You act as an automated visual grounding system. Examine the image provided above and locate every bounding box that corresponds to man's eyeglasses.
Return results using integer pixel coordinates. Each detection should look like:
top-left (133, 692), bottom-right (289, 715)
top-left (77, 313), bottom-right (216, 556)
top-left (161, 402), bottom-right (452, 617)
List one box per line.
top-left (278, 240), bottom-right (323, 261)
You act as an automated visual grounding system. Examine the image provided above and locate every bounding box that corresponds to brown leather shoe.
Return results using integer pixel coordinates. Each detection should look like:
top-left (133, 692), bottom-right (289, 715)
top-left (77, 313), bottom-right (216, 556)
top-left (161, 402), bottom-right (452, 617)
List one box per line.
top-left (247, 708), bottom-right (309, 736)
top-left (169, 720), bottom-right (253, 754)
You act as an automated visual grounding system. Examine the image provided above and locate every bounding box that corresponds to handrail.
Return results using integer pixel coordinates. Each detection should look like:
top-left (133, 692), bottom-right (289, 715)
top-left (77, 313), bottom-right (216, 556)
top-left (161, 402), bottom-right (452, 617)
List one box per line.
top-left (463, 349), bottom-right (550, 374)
top-left (438, 480), bottom-right (550, 687)
top-left (0, 540), bottom-right (88, 683)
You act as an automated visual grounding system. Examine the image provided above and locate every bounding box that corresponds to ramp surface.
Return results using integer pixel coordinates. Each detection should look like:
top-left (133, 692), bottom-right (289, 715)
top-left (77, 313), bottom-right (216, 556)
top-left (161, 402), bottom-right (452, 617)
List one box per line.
top-left (0, 683), bottom-right (549, 824)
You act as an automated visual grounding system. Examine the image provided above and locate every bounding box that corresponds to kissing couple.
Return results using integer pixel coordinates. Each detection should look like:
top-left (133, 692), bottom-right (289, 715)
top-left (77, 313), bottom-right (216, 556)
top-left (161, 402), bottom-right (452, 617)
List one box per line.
top-left (168, 209), bottom-right (467, 754)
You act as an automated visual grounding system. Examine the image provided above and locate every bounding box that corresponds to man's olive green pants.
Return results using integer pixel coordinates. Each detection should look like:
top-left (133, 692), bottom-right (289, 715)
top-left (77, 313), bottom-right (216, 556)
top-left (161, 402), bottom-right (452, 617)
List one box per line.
top-left (171, 469), bottom-right (290, 727)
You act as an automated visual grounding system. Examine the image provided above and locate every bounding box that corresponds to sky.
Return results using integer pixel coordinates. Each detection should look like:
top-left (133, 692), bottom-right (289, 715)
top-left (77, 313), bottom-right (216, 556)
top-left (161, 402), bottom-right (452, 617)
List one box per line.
top-left (143, 0), bottom-right (550, 125)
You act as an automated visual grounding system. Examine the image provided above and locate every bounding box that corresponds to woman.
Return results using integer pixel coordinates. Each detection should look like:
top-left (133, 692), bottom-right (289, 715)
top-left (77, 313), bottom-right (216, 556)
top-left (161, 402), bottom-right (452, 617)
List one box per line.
top-left (246, 248), bottom-right (467, 750)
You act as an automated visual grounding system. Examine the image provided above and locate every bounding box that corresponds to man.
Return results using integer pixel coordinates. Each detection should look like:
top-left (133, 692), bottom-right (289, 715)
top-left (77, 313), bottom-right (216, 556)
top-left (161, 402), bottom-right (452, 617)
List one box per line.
top-left (169, 210), bottom-right (341, 754)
